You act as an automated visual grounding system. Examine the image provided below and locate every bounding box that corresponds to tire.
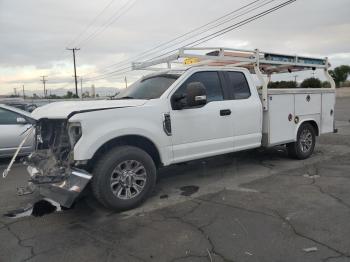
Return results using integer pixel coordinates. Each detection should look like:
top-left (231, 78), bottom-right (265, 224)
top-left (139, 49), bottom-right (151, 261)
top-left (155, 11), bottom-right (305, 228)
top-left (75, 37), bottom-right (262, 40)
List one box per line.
top-left (287, 123), bottom-right (316, 160)
top-left (91, 146), bottom-right (156, 211)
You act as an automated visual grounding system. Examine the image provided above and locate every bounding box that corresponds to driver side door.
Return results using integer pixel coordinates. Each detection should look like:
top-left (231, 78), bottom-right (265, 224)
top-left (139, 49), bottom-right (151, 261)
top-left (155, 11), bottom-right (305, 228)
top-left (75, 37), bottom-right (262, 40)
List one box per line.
top-left (169, 71), bottom-right (234, 163)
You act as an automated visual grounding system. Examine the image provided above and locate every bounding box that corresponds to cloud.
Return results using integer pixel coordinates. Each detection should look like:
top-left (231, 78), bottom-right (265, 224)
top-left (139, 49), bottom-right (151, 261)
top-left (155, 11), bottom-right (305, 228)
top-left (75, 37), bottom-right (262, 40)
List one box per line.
top-left (1, 0), bottom-right (350, 94)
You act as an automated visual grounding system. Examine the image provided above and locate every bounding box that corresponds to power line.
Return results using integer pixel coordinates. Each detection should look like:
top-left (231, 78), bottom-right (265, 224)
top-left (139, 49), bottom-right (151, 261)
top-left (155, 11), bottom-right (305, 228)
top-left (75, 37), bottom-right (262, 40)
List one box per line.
top-left (87, 0), bottom-right (291, 81)
top-left (84, 0), bottom-right (268, 79)
top-left (86, 0), bottom-right (286, 80)
top-left (100, 0), bottom-right (265, 72)
top-left (77, 0), bottom-right (138, 48)
top-left (189, 0), bottom-right (296, 47)
top-left (141, 0), bottom-right (295, 65)
top-left (65, 0), bottom-right (117, 48)
top-left (85, 0), bottom-right (296, 82)
top-left (54, 0), bottom-right (134, 64)
top-left (85, 67), bottom-right (132, 82)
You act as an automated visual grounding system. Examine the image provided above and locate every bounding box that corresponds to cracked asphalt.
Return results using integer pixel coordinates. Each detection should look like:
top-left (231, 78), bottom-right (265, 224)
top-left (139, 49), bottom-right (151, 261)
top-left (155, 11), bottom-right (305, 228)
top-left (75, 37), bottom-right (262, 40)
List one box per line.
top-left (0, 97), bottom-right (350, 262)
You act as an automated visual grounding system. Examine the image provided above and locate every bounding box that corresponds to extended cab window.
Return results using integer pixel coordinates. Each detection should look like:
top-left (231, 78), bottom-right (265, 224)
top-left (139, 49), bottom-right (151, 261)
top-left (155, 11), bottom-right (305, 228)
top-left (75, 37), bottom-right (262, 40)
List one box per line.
top-left (225, 71), bottom-right (251, 99)
top-left (0, 108), bottom-right (20, 125)
top-left (174, 71), bottom-right (224, 103)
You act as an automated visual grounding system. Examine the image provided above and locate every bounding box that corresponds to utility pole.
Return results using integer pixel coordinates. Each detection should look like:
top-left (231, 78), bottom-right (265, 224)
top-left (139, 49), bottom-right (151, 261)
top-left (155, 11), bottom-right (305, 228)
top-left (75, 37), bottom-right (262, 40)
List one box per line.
top-left (22, 85), bottom-right (25, 99)
top-left (80, 78), bottom-right (83, 100)
top-left (293, 75), bottom-right (297, 83)
top-left (66, 47), bottom-right (80, 97)
top-left (72, 75), bottom-right (82, 98)
top-left (124, 76), bottom-right (128, 88)
top-left (40, 76), bottom-right (48, 98)
top-left (91, 84), bottom-right (95, 98)
top-left (14, 88), bottom-right (17, 96)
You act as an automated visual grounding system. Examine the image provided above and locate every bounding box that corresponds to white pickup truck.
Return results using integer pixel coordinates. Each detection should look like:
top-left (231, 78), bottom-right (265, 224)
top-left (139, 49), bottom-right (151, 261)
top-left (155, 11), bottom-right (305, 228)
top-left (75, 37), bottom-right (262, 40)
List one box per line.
top-left (24, 47), bottom-right (336, 210)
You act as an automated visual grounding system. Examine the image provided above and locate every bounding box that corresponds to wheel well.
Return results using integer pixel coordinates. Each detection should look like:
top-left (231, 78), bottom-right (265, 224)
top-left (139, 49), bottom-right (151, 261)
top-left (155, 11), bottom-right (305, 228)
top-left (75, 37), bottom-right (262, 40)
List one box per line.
top-left (89, 135), bottom-right (162, 170)
top-left (302, 120), bottom-right (319, 136)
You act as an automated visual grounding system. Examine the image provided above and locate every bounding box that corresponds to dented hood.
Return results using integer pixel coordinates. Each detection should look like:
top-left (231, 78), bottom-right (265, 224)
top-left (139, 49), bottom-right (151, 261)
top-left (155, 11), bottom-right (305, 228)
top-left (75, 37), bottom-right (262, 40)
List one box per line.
top-left (31, 99), bottom-right (148, 120)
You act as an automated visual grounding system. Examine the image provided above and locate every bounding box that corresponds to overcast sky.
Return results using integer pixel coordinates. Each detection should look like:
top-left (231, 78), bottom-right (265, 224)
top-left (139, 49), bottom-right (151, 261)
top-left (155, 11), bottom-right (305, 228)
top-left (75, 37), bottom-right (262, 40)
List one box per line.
top-left (0, 0), bottom-right (349, 95)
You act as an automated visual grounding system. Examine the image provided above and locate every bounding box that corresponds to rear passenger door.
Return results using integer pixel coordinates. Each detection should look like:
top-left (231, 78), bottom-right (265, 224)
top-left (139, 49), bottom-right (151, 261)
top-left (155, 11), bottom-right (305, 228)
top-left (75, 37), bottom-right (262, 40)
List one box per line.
top-left (223, 70), bottom-right (262, 151)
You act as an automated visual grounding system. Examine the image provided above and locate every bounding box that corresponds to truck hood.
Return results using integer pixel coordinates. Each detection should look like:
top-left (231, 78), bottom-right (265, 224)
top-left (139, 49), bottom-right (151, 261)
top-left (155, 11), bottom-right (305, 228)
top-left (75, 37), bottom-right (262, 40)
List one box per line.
top-left (31, 99), bottom-right (148, 120)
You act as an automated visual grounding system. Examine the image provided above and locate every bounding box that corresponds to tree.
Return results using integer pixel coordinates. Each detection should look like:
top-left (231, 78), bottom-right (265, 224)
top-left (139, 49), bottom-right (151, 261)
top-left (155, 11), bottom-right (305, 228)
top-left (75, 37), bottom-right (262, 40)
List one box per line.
top-left (268, 81), bottom-right (297, 89)
top-left (300, 78), bottom-right (321, 89)
top-left (63, 91), bottom-right (78, 99)
top-left (48, 94), bottom-right (62, 99)
top-left (329, 65), bottom-right (350, 87)
top-left (82, 91), bottom-right (90, 98)
top-left (322, 81), bottom-right (331, 88)
top-left (64, 91), bottom-right (74, 98)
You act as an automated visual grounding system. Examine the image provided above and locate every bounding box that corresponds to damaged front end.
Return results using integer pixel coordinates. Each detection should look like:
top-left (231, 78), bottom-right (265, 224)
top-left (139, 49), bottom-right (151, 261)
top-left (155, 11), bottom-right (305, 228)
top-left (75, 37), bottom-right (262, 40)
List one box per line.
top-left (24, 119), bottom-right (92, 208)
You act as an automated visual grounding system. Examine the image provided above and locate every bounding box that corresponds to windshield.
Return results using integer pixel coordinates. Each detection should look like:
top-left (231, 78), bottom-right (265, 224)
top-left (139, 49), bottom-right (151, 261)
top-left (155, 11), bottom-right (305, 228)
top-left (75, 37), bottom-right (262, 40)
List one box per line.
top-left (115, 74), bottom-right (180, 99)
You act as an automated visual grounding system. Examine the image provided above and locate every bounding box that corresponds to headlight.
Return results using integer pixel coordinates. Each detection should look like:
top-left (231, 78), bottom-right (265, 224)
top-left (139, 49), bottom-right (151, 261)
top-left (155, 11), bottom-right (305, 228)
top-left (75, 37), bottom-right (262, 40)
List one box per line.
top-left (68, 122), bottom-right (82, 147)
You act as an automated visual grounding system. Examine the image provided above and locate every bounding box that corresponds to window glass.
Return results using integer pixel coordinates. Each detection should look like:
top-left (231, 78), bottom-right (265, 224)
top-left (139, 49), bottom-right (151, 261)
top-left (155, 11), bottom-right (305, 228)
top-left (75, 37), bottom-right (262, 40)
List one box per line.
top-left (175, 71), bottom-right (223, 103)
top-left (226, 71), bottom-right (251, 99)
top-left (0, 108), bottom-right (20, 125)
top-left (115, 74), bottom-right (180, 99)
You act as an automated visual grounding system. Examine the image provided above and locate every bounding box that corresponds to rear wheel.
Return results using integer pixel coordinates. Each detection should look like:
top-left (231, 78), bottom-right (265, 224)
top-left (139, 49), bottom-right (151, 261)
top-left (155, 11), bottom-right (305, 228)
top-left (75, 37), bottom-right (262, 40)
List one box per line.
top-left (91, 146), bottom-right (156, 210)
top-left (287, 123), bottom-right (316, 159)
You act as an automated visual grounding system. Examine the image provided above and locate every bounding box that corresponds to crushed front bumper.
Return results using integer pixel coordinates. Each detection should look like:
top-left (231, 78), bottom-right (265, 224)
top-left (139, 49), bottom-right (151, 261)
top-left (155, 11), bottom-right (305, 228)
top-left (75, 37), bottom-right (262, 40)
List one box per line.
top-left (27, 166), bottom-right (92, 208)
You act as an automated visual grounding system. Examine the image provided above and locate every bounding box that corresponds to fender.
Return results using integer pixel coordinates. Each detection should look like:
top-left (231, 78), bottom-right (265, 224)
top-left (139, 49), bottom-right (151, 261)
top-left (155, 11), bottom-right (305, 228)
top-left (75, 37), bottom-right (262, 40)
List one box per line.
top-left (294, 116), bottom-right (320, 139)
top-left (70, 105), bottom-right (173, 165)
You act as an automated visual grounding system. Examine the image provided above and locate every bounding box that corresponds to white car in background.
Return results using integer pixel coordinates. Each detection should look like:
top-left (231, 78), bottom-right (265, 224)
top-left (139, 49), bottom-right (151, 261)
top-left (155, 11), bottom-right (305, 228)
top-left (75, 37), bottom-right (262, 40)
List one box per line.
top-left (0, 104), bottom-right (36, 158)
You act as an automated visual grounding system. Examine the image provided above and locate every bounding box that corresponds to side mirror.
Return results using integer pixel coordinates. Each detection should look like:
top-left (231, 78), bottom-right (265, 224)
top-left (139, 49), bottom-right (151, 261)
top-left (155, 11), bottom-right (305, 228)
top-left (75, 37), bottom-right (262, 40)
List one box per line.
top-left (16, 117), bottom-right (27, 124)
top-left (172, 93), bottom-right (186, 110)
top-left (186, 82), bottom-right (207, 107)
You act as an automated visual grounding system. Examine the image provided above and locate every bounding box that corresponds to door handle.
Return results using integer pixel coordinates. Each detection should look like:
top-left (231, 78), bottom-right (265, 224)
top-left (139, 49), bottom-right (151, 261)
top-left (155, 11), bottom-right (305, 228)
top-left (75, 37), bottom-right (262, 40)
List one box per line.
top-left (220, 109), bottom-right (231, 116)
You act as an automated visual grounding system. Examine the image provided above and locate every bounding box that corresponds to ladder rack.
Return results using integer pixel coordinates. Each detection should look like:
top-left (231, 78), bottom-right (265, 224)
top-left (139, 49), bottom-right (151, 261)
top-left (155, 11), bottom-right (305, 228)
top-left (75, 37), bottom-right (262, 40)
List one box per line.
top-left (131, 47), bottom-right (335, 111)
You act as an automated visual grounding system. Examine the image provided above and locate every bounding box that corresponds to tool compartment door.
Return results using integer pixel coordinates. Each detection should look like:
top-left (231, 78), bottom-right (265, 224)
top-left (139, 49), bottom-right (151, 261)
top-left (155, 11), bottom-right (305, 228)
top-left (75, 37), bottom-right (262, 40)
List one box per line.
top-left (268, 94), bottom-right (295, 145)
top-left (321, 92), bottom-right (335, 133)
top-left (295, 93), bottom-right (321, 116)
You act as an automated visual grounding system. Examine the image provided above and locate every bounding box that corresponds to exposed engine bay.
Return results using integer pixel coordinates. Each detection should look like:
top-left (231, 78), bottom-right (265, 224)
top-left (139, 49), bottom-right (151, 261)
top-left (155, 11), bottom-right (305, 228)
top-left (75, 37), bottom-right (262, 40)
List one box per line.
top-left (25, 119), bottom-right (73, 184)
top-left (23, 119), bottom-right (92, 208)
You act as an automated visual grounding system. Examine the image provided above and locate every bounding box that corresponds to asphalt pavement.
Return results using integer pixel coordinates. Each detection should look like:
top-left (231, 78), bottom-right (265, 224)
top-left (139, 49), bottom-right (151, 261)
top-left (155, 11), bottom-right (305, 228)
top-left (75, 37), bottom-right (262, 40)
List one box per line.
top-left (0, 97), bottom-right (350, 262)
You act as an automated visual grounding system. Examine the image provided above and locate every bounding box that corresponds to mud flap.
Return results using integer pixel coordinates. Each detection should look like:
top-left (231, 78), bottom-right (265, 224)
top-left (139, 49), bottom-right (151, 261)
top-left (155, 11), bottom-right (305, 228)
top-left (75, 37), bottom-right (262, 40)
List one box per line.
top-left (28, 167), bottom-right (92, 208)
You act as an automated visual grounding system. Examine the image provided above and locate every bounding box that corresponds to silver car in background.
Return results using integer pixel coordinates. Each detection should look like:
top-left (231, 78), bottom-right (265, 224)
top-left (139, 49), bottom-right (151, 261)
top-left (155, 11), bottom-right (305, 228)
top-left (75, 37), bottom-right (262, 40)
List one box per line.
top-left (0, 104), bottom-right (36, 158)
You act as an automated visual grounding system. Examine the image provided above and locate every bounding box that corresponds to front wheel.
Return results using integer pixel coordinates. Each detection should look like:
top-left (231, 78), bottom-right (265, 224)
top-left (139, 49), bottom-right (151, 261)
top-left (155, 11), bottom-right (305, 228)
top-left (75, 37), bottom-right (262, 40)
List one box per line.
top-left (287, 123), bottom-right (316, 160)
top-left (91, 146), bottom-right (156, 210)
